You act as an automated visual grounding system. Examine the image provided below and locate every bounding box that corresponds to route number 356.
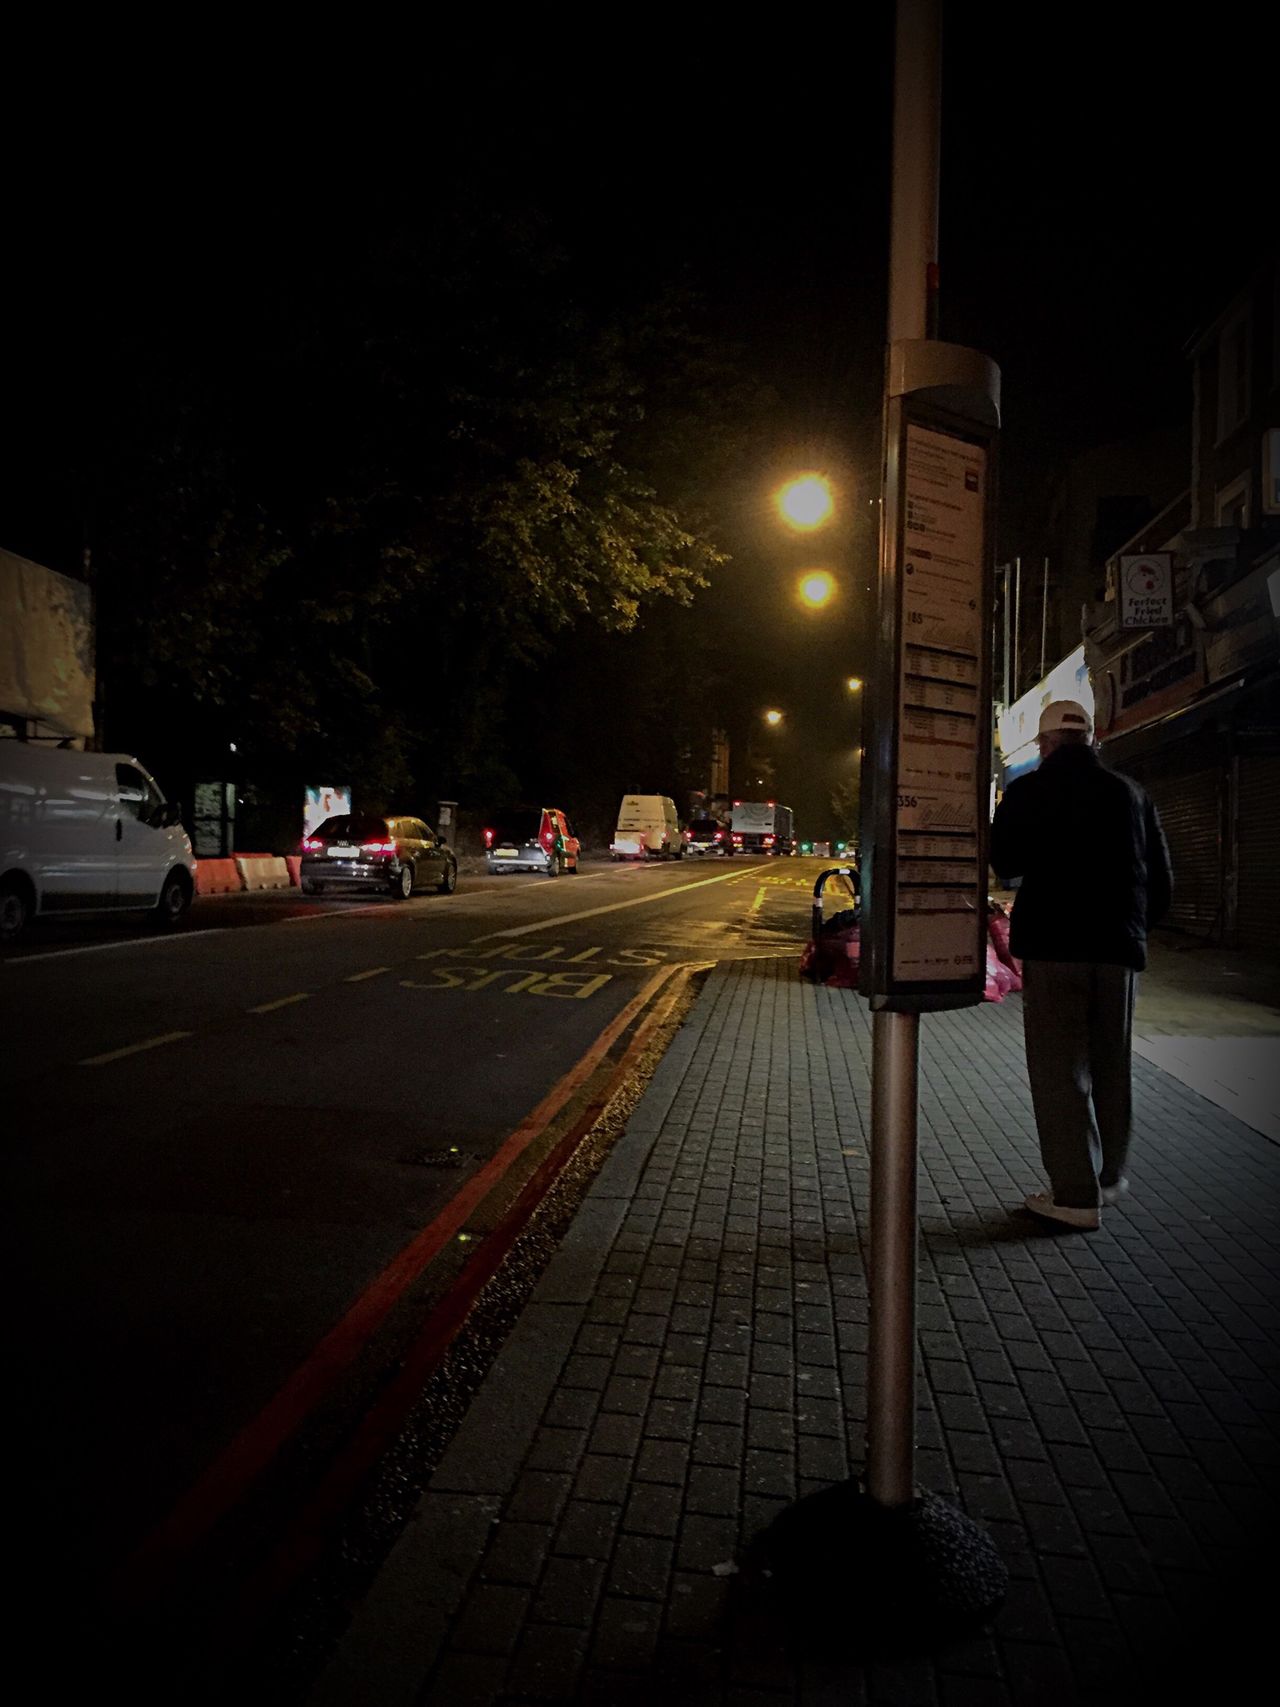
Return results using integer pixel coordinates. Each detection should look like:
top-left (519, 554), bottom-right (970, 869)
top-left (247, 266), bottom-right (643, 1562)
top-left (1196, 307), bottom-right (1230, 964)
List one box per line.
top-left (897, 793), bottom-right (918, 809)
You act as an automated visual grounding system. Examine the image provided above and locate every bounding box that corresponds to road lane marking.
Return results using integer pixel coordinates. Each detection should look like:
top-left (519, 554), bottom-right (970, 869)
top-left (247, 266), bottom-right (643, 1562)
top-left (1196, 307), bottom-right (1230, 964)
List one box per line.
top-left (248, 992), bottom-right (311, 1014)
top-left (79, 1031), bottom-right (194, 1067)
top-left (344, 967), bottom-right (390, 982)
top-left (8, 931), bottom-right (232, 966)
top-left (475, 866), bottom-right (751, 940)
top-left (116, 960), bottom-right (688, 1599)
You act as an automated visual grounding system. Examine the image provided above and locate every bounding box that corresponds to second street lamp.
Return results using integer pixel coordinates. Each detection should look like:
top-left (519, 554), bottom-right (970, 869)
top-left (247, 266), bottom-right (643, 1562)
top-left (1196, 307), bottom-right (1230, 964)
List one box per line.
top-left (797, 570), bottom-right (837, 610)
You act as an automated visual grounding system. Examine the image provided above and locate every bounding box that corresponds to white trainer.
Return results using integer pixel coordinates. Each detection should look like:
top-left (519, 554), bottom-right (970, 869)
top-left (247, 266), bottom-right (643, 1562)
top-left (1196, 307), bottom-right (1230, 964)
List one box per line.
top-left (1023, 1192), bottom-right (1100, 1231)
top-left (1101, 1178), bottom-right (1129, 1207)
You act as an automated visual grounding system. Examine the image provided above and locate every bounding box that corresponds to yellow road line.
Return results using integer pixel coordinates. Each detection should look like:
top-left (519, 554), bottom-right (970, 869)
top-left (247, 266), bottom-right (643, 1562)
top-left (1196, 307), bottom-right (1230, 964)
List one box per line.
top-left (248, 992), bottom-right (311, 1014)
top-left (79, 1031), bottom-right (193, 1067)
top-left (344, 967), bottom-right (390, 983)
top-left (478, 867), bottom-right (750, 941)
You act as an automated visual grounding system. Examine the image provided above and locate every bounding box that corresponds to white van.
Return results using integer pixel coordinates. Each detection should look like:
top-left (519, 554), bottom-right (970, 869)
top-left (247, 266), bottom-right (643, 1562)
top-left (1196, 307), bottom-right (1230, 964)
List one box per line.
top-left (0, 743), bottom-right (196, 942)
top-left (611, 794), bottom-right (682, 861)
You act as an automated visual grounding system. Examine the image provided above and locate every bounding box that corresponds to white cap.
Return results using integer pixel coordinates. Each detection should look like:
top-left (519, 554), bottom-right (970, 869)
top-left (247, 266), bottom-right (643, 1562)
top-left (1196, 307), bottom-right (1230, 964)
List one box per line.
top-left (1038, 699), bottom-right (1094, 739)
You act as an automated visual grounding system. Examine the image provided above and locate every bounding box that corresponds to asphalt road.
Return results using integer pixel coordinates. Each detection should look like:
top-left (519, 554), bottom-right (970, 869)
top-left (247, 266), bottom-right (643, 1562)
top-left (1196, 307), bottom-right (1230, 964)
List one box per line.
top-left (3, 854), bottom-right (826, 1661)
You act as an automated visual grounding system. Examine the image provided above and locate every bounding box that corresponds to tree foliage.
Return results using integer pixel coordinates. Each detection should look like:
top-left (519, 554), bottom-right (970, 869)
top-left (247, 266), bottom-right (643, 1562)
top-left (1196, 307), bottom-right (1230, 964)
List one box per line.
top-left (97, 203), bottom-right (756, 804)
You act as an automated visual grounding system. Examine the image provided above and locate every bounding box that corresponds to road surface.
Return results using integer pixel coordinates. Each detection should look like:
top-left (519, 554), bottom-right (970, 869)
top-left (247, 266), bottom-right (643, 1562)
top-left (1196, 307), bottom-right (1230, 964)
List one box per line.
top-left (3, 855), bottom-right (830, 1673)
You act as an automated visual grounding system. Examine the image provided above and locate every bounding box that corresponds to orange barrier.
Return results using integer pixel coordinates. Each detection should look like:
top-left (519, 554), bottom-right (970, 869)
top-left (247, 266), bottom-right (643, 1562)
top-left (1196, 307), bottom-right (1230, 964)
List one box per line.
top-left (195, 859), bottom-right (243, 896)
top-left (285, 856), bottom-right (302, 886)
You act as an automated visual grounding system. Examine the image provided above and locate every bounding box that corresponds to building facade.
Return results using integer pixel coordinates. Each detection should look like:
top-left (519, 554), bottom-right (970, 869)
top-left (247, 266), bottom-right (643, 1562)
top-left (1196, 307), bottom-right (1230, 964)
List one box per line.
top-left (1084, 255), bottom-right (1280, 947)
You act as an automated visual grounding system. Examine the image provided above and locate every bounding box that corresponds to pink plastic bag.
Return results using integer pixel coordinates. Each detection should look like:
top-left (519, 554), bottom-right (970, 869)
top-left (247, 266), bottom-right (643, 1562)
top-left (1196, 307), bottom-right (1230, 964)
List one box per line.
top-left (987, 909), bottom-right (1023, 991)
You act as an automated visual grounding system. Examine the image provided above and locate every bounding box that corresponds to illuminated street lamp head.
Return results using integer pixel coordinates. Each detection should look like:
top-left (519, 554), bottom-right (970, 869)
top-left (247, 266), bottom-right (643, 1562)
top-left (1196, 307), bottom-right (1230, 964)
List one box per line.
top-left (777, 474), bottom-right (834, 531)
top-left (798, 570), bottom-right (836, 610)
top-left (764, 708), bottom-right (783, 727)
top-left (846, 676), bottom-right (863, 692)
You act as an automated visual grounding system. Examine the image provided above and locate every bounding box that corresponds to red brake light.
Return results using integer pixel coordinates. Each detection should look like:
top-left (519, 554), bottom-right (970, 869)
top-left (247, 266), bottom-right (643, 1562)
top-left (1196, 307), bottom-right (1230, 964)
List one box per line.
top-left (732, 833), bottom-right (743, 843)
top-left (484, 828), bottom-right (494, 847)
top-left (361, 839), bottom-right (397, 854)
top-left (764, 835), bottom-right (775, 845)
top-left (714, 831), bottom-right (723, 840)
top-left (301, 837), bottom-right (322, 852)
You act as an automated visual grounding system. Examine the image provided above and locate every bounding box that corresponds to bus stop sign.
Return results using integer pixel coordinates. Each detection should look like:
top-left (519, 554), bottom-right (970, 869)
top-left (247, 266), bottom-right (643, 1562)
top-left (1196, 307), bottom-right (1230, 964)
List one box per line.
top-left (860, 342), bottom-right (1000, 1013)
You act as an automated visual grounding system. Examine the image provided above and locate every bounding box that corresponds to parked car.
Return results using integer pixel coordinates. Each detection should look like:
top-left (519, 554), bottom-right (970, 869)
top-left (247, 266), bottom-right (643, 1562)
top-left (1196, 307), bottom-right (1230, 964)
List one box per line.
top-left (686, 815), bottom-right (733, 856)
top-left (0, 741), bottom-right (195, 942)
top-left (484, 806), bottom-right (580, 875)
top-left (299, 814), bottom-right (457, 898)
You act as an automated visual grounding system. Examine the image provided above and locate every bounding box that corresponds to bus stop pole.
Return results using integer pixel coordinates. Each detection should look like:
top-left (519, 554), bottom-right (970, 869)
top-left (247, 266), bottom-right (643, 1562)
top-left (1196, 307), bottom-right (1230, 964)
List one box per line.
top-left (867, 1009), bottom-right (920, 1507)
top-left (866, 0), bottom-right (941, 1513)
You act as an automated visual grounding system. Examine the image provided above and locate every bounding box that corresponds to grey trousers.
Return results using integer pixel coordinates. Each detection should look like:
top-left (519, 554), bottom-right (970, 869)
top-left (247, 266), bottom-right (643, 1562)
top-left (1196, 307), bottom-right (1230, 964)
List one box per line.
top-left (1021, 959), bottom-right (1138, 1209)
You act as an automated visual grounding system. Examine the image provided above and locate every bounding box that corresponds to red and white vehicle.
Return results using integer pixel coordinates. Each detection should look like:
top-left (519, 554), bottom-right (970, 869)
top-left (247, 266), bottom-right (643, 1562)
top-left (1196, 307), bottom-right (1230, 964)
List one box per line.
top-left (484, 806), bottom-right (580, 876)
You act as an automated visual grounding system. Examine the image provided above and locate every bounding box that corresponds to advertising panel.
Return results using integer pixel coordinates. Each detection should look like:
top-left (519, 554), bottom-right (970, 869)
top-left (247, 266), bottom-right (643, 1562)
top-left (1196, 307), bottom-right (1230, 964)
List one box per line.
top-left (304, 785), bottom-right (351, 837)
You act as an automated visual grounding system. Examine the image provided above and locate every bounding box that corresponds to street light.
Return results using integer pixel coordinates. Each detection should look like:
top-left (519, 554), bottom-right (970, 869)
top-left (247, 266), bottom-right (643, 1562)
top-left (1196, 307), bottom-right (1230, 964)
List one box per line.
top-left (777, 474), bottom-right (834, 531)
top-left (764, 708), bottom-right (783, 727)
top-left (847, 676), bottom-right (863, 692)
top-left (797, 570), bottom-right (836, 610)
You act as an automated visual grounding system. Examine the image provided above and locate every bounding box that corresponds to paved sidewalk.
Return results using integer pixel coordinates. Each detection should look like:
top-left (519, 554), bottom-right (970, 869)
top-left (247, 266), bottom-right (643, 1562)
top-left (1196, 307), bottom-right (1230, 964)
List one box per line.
top-left (1134, 933), bottom-right (1280, 1144)
top-left (312, 960), bottom-right (1280, 1706)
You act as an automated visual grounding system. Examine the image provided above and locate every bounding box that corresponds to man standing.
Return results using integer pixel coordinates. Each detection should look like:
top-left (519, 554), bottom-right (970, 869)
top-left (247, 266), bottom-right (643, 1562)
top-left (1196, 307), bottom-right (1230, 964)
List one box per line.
top-left (991, 701), bottom-right (1172, 1230)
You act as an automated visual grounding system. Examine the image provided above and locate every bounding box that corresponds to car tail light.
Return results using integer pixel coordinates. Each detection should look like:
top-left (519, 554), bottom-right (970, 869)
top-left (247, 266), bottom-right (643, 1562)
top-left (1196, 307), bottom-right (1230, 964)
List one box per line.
top-left (483, 828), bottom-right (494, 847)
top-left (714, 831), bottom-right (723, 840)
top-left (301, 837), bottom-right (322, 852)
top-left (361, 839), bottom-right (397, 854)
top-left (764, 835), bottom-right (775, 846)
top-left (732, 833), bottom-right (743, 843)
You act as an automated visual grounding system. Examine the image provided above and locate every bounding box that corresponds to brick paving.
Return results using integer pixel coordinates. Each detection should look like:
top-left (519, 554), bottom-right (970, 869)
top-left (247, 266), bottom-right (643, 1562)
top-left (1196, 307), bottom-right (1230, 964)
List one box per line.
top-left (312, 959), bottom-right (1280, 1706)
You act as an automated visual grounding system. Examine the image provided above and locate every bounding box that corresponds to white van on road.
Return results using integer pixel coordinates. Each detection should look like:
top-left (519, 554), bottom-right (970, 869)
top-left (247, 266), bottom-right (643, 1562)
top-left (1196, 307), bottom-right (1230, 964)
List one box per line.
top-left (610, 794), bottom-right (682, 861)
top-left (0, 743), bottom-right (196, 942)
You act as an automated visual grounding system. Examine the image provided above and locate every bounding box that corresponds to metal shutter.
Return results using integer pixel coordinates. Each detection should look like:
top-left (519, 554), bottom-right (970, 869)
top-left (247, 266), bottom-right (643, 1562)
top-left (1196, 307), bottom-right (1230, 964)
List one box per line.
top-left (1145, 768), bottom-right (1222, 937)
top-left (1237, 754), bottom-right (1280, 950)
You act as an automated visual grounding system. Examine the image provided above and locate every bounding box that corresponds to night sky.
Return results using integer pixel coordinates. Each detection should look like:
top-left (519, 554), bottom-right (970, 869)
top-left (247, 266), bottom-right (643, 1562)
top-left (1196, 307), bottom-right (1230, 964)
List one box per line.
top-left (5, 10), bottom-right (1274, 835)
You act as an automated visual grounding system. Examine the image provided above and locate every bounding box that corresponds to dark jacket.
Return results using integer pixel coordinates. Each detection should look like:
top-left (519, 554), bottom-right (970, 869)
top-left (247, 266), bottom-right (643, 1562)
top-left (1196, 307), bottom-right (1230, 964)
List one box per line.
top-left (990, 743), bottom-right (1172, 970)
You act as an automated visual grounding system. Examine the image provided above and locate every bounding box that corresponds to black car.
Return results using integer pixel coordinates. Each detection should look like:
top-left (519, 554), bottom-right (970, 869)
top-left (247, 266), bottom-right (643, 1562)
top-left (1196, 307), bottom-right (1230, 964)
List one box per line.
top-left (299, 814), bottom-right (457, 899)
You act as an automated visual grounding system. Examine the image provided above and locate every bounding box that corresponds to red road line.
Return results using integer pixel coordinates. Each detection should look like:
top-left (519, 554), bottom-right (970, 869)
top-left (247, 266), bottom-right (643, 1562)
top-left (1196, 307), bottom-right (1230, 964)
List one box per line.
top-left (234, 962), bottom-right (708, 1626)
top-left (112, 962), bottom-right (682, 1603)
